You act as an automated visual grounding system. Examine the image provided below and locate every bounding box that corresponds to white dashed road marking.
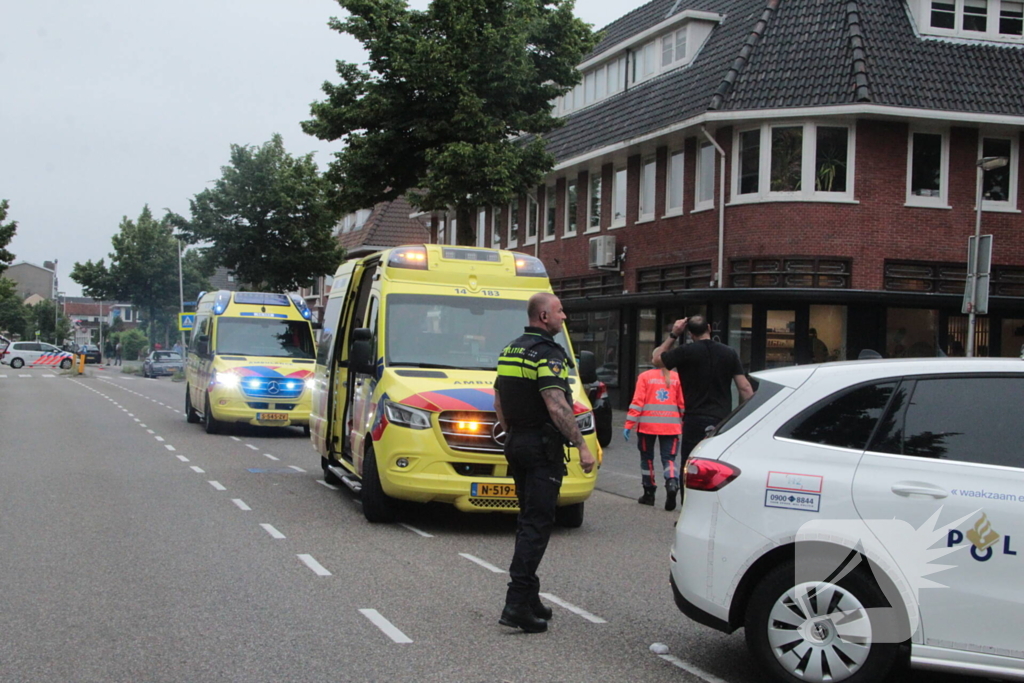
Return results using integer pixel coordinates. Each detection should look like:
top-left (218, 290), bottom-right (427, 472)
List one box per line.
top-left (190, 466), bottom-right (205, 474)
top-left (231, 499), bottom-right (251, 511)
top-left (164, 445), bottom-right (175, 451)
top-left (359, 609), bottom-right (412, 644)
top-left (263, 453), bottom-right (279, 461)
top-left (154, 436), bottom-right (164, 442)
top-left (316, 480), bottom-right (338, 490)
top-left (649, 645), bottom-right (729, 683)
top-left (246, 444), bottom-right (258, 451)
top-left (399, 524), bottom-right (433, 538)
top-left (538, 593), bottom-right (607, 624)
top-left (230, 437), bottom-right (241, 442)
top-left (208, 481), bottom-right (226, 491)
top-left (176, 455), bottom-right (189, 462)
top-left (260, 523), bottom-right (285, 539)
top-left (297, 554), bottom-right (331, 576)
top-left (459, 553), bottom-right (505, 574)
top-left (288, 465), bottom-right (306, 473)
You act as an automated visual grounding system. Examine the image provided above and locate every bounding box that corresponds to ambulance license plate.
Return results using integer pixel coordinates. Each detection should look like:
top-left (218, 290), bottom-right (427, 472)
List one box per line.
top-left (257, 412), bottom-right (288, 422)
top-left (471, 483), bottom-right (516, 498)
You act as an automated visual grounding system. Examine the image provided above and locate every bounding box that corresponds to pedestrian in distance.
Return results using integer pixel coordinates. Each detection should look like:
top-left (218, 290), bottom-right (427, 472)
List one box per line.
top-left (653, 316), bottom-right (754, 465)
top-left (623, 366), bottom-right (685, 510)
top-left (493, 292), bottom-right (596, 634)
top-left (114, 341), bottom-right (123, 366)
top-left (104, 339), bottom-right (113, 365)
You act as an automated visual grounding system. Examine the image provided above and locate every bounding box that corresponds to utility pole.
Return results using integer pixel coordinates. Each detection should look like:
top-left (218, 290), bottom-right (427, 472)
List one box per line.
top-left (178, 240), bottom-right (186, 354)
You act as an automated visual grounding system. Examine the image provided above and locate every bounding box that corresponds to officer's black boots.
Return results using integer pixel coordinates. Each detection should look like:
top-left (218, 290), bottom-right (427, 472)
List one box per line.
top-left (638, 486), bottom-right (656, 506)
top-left (665, 478), bottom-right (680, 511)
top-left (500, 603), bottom-right (548, 633)
top-left (531, 596), bottom-right (553, 620)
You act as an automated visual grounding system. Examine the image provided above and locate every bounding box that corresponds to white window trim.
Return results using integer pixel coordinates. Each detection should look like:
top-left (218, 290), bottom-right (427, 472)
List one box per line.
top-left (906, 127), bottom-right (951, 209)
top-left (730, 121), bottom-right (857, 205)
top-left (542, 186), bottom-right (557, 242)
top-left (476, 208), bottom-right (487, 248)
top-left (525, 195), bottom-right (539, 245)
top-left (639, 156), bottom-right (657, 221)
top-left (979, 132), bottom-right (1021, 212)
top-left (919, 0), bottom-right (1024, 43)
top-left (664, 150), bottom-right (685, 216)
top-left (507, 200), bottom-right (519, 248)
top-left (585, 172), bottom-right (603, 234)
top-left (631, 25), bottom-right (694, 87)
top-left (611, 167), bottom-right (628, 229)
top-left (564, 180), bottom-right (578, 238)
top-left (555, 56), bottom-right (627, 117)
top-left (694, 142), bottom-right (715, 212)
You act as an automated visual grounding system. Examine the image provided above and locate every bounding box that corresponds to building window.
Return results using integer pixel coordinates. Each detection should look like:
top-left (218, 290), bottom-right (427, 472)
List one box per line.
top-left (907, 129), bottom-right (948, 207)
top-left (587, 174), bottom-right (602, 232)
top-left (491, 208), bottom-right (501, 247)
top-left (544, 186), bottom-right (556, 240)
top-left (964, 0), bottom-right (988, 31)
top-left (695, 141), bottom-right (715, 210)
top-left (639, 157), bottom-right (656, 220)
top-left (476, 208), bottom-right (487, 248)
top-left (932, 0), bottom-right (956, 27)
top-left (666, 151), bottom-right (684, 214)
top-left (925, 0), bottom-right (1023, 39)
top-left (770, 126), bottom-right (803, 192)
top-left (737, 129), bottom-right (760, 195)
top-left (981, 136), bottom-right (1017, 209)
top-left (595, 65), bottom-right (606, 100)
top-left (1002, 1), bottom-right (1024, 34)
top-left (508, 198), bottom-right (519, 247)
top-left (730, 257), bottom-right (851, 288)
top-left (612, 168), bottom-right (627, 227)
top-left (565, 180), bottom-right (578, 236)
top-left (526, 195), bottom-right (539, 244)
top-left (815, 126), bottom-right (848, 193)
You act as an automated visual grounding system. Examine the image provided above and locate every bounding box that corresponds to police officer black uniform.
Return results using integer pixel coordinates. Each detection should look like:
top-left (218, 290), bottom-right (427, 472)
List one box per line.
top-left (493, 293), bottom-right (594, 633)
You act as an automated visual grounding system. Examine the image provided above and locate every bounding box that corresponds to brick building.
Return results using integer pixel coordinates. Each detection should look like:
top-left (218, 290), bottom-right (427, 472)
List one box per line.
top-left (431, 0), bottom-right (1024, 406)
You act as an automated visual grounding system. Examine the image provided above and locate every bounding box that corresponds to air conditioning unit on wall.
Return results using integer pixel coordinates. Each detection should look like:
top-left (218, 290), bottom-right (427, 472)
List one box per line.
top-left (588, 235), bottom-right (617, 269)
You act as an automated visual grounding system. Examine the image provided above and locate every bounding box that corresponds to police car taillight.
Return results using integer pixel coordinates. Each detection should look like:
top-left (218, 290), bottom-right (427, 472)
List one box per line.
top-left (514, 255), bottom-right (547, 277)
top-left (684, 459), bottom-right (740, 491)
top-left (388, 246), bottom-right (428, 270)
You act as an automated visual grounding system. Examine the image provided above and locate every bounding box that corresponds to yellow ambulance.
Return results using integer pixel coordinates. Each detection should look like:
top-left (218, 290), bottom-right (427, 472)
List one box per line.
top-left (185, 290), bottom-right (317, 434)
top-left (310, 245), bottom-right (600, 526)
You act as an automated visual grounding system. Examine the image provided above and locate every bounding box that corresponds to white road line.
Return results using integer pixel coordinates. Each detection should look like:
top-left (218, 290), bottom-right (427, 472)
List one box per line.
top-left (154, 436), bottom-right (165, 442)
top-left (231, 499), bottom-right (251, 511)
top-left (652, 649), bottom-right (729, 683)
top-left (19, 374), bottom-right (30, 378)
top-left (164, 444), bottom-right (175, 451)
top-left (128, 413), bottom-right (134, 417)
top-left (190, 466), bottom-right (205, 473)
top-left (260, 523), bottom-right (285, 539)
top-left (133, 418), bottom-right (140, 422)
top-left (297, 554), bottom-right (331, 576)
top-left (459, 553), bottom-right (506, 574)
top-left (208, 481), bottom-right (226, 491)
top-left (538, 593), bottom-right (607, 624)
top-left (144, 427), bottom-right (151, 431)
top-left (288, 465), bottom-right (306, 473)
top-left (359, 609), bottom-right (412, 644)
top-left (0, 374), bottom-right (6, 378)
top-left (176, 455), bottom-right (189, 462)
top-left (399, 523), bottom-right (433, 538)
top-left (316, 480), bottom-right (339, 490)
top-left (42, 374), bottom-right (55, 378)
top-left (230, 436), bottom-right (241, 442)
top-left (263, 453), bottom-right (279, 461)
top-left (246, 444), bottom-right (258, 451)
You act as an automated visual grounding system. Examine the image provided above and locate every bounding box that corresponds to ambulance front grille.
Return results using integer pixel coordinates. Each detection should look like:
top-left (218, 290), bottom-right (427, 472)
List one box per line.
top-left (439, 411), bottom-right (504, 454)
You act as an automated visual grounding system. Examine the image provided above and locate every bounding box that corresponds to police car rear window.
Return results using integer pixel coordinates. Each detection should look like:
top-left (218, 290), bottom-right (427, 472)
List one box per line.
top-left (714, 380), bottom-right (784, 436)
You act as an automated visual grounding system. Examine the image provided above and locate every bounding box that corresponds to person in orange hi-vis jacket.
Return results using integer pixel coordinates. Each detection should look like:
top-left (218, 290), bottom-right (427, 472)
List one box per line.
top-left (623, 367), bottom-right (685, 511)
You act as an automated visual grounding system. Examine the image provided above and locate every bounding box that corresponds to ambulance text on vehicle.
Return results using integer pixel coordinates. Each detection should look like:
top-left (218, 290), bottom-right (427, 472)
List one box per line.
top-left (310, 245), bottom-right (600, 526)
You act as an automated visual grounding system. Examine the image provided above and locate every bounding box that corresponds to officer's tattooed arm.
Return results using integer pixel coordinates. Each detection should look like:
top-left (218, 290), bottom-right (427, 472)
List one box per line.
top-left (542, 389), bottom-right (596, 473)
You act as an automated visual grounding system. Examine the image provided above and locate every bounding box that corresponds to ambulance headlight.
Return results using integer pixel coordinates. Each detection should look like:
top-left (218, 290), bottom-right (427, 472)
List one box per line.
top-left (383, 399), bottom-right (432, 430)
top-left (215, 371), bottom-right (240, 387)
top-left (305, 378), bottom-right (316, 390)
top-left (575, 411), bottom-right (594, 434)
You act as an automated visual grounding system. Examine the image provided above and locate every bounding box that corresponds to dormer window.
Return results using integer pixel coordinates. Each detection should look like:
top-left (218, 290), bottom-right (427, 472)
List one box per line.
top-left (922, 0), bottom-right (1023, 40)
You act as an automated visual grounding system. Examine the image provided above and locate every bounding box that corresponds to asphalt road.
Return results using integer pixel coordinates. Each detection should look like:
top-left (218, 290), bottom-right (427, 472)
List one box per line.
top-left (0, 366), bottom-right (971, 683)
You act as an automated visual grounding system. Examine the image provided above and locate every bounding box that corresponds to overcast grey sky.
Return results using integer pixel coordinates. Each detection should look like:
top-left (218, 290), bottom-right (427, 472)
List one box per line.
top-left (1, 0), bottom-right (645, 296)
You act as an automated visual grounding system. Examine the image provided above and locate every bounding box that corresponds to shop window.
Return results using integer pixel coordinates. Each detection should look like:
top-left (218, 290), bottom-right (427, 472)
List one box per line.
top-left (566, 310), bottom-right (620, 390)
top-left (727, 305), bottom-right (752, 408)
top-left (947, 315), bottom-right (989, 356)
top-left (1001, 318), bottom-right (1024, 358)
top-left (765, 309), bottom-right (797, 369)
top-left (886, 308), bottom-right (939, 358)
top-left (907, 130), bottom-right (948, 207)
top-left (636, 308), bottom-right (658, 377)
top-left (808, 305), bottom-right (847, 363)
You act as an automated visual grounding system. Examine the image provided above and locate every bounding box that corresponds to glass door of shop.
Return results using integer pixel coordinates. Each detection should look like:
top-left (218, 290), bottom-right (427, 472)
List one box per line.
top-left (745, 304), bottom-right (849, 372)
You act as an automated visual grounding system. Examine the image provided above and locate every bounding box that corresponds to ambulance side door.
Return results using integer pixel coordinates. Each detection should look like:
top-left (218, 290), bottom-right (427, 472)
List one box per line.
top-left (312, 266), bottom-right (354, 459)
top-left (348, 290), bottom-right (380, 474)
top-left (333, 261), bottom-right (377, 464)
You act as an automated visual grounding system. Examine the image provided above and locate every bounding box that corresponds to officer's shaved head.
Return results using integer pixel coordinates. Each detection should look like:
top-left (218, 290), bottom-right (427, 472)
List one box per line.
top-left (527, 292), bottom-right (565, 335)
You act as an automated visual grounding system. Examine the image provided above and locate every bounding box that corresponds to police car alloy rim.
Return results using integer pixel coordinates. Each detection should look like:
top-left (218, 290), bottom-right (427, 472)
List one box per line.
top-left (767, 581), bottom-right (871, 682)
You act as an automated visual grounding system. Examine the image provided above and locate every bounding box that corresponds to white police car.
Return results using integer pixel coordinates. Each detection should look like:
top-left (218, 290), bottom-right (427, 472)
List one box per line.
top-left (1, 341), bottom-right (74, 370)
top-left (671, 358), bottom-right (1024, 683)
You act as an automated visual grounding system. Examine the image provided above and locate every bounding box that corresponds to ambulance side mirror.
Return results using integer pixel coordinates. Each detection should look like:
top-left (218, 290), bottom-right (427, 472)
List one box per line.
top-left (349, 328), bottom-right (375, 375)
top-left (578, 350), bottom-right (597, 385)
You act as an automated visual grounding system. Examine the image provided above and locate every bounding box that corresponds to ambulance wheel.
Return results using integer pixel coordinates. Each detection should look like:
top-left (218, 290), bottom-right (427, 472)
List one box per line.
top-left (60, 358), bottom-right (73, 370)
top-left (555, 502), bottom-right (585, 528)
top-left (361, 444), bottom-right (397, 523)
top-left (203, 395), bottom-right (220, 434)
top-left (185, 386), bottom-right (200, 424)
top-left (10, 358), bottom-right (23, 369)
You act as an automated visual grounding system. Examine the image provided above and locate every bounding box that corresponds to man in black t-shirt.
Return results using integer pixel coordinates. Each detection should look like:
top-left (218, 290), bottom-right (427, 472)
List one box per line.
top-left (653, 316), bottom-right (754, 462)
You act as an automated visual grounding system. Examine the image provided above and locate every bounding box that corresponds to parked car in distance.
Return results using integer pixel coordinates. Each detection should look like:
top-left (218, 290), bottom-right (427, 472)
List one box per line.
top-left (585, 379), bottom-right (612, 447)
top-left (670, 357), bottom-right (1024, 683)
top-left (142, 350), bottom-right (183, 378)
top-left (77, 344), bottom-right (102, 364)
top-left (0, 341), bottom-right (74, 369)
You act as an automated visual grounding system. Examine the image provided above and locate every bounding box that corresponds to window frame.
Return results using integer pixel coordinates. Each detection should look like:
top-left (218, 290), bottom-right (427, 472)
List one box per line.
top-left (665, 150), bottom-right (685, 216)
top-left (631, 25), bottom-right (692, 86)
top-left (906, 127), bottom-right (951, 209)
top-left (543, 185), bottom-right (557, 241)
top-left (978, 132), bottom-right (1020, 213)
top-left (611, 167), bottom-right (627, 228)
top-left (639, 156), bottom-right (657, 222)
top-left (525, 194), bottom-right (539, 245)
top-left (694, 141), bottom-right (716, 212)
top-left (924, 0), bottom-right (1024, 40)
top-left (586, 172), bottom-right (603, 233)
top-left (476, 208), bottom-right (487, 248)
top-left (564, 180), bottom-right (578, 237)
top-left (507, 198), bottom-right (520, 248)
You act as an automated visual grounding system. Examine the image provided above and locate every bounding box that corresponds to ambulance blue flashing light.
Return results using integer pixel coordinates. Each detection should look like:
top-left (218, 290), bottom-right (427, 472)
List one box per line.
top-left (289, 293), bottom-right (313, 320)
top-left (514, 254), bottom-right (547, 277)
top-left (213, 291), bottom-right (231, 315)
top-left (388, 246), bottom-right (428, 270)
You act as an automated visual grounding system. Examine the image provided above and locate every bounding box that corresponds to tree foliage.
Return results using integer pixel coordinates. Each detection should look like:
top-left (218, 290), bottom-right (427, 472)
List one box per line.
top-left (71, 206), bottom-right (211, 343)
top-left (0, 199), bottom-right (18, 278)
top-left (302, 0), bottom-right (596, 244)
top-left (171, 134), bottom-right (345, 292)
top-left (0, 277), bottom-right (28, 338)
top-left (26, 298), bottom-right (73, 346)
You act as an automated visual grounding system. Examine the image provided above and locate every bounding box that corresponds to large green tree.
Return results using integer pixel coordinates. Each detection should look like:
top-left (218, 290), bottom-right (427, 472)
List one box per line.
top-left (302, 0), bottom-right (596, 244)
top-left (0, 277), bottom-right (28, 338)
top-left (171, 134), bottom-right (345, 292)
top-left (71, 206), bottom-right (211, 343)
top-left (25, 298), bottom-right (72, 346)
top-left (0, 199), bottom-right (18, 277)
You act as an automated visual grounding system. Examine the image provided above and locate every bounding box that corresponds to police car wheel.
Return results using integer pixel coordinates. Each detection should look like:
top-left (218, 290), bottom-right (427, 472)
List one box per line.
top-left (60, 358), bottom-right (72, 370)
top-left (10, 358), bottom-right (23, 369)
top-left (185, 386), bottom-right (200, 424)
top-left (360, 444), bottom-right (397, 523)
top-left (744, 558), bottom-right (902, 683)
top-left (203, 395), bottom-right (220, 435)
top-left (555, 502), bottom-right (585, 528)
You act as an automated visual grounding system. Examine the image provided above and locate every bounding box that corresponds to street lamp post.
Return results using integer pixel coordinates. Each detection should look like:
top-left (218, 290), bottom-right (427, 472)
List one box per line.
top-left (966, 155), bottom-right (1010, 357)
top-left (55, 292), bottom-right (65, 346)
top-left (178, 240), bottom-right (186, 354)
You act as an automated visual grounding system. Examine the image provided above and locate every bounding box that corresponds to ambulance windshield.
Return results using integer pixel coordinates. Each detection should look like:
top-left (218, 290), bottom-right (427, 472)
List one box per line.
top-left (216, 318), bottom-right (315, 359)
top-left (385, 294), bottom-right (568, 371)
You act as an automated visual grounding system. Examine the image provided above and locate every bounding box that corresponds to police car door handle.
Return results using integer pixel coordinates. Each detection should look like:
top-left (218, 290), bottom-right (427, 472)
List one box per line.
top-left (891, 481), bottom-right (948, 499)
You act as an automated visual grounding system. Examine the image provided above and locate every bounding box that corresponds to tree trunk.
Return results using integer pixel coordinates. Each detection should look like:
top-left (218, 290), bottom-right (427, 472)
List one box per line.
top-left (455, 205), bottom-right (475, 246)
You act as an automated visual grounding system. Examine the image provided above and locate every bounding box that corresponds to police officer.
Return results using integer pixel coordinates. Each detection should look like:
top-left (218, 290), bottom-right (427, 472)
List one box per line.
top-left (493, 292), bottom-right (596, 633)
